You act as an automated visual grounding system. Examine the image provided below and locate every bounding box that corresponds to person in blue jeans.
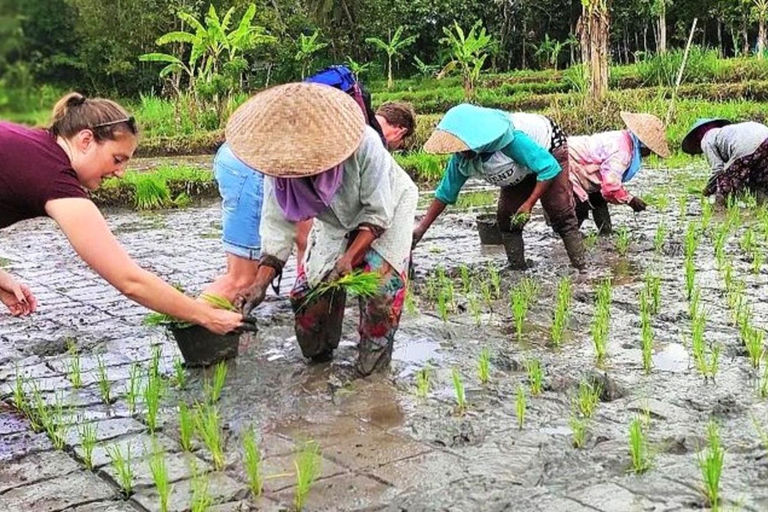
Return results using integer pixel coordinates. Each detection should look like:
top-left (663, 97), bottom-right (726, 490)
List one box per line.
top-left (201, 102), bottom-right (416, 303)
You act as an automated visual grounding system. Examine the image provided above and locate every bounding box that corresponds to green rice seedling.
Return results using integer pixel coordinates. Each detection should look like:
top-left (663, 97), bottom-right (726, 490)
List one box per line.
top-left (404, 284), bottom-right (419, 316)
top-left (189, 461), bottom-right (212, 512)
top-left (149, 345), bottom-right (162, 381)
top-left (199, 292), bottom-right (237, 311)
top-left (726, 197), bottom-right (741, 230)
top-left (477, 348), bottom-right (491, 385)
top-left (126, 363), bottom-right (140, 415)
top-left (689, 286), bottom-right (701, 320)
top-left (698, 421), bottom-right (724, 510)
top-left (131, 173), bottom-right (171, 210)
top-left (26, 382), bottom-right (45, 433)
top-left (107, 444), bottom-right (133, 495)
top-left (753, 416), bottom-right (768, 453)
top-left (515, 385), bottom-right (526, 430)
top-left (584, 231), bottom-right (599, 251)
top-left (684, 257), bottom-right (696, 300)
top-left (643, 271), bottom-right (661, 315)
top-left (752, 247), bottom-right (764, 275)
top-left (294, 441), bottom-right (322, 512)
top-left (38, 392), bottom-right (68, 450)
top-left (640, 291), bottom-right (654, 375)
top-left (459, 264), bottom-right (471, 295)
top-left (96, 355), bottom-right (112, 404)
top-left (740, 227), bottom-right (757, 255)
top-left (521, 277), bottom-right (540, 302)
top-left (526, 359), bottom-right (544, 396)
top-left (575, 380), bottom-right (601, 419)
top-left (195, 404), bottom-right (225, 470)
top-left (78, 422), bottom-right (98, 470)
top-left (628, 416), bottom-right (652, 473)
top-left (444, 280), bottom-right (456, 309)
top-left (11, 366), bottom-right (29, 418)
top-left (452, 368), bottom-right (466, 414)
top-left (743, 326), bottom-right (764, 370)
top-left (302, 270), bottom-right (380, 308)
top-left (149, 445), bottom-right (171, 512)
top-left (487, 263), bottom-right (501, 299)
top-left (759, 362), bottom-right (768, 398)
top-left (684, 222), bottom-right (700, 260)
top-left (510, 285), bottom-right (529, 342)
top-left (615, 226), bottom-right (631, 257)
top-left (468, 294), bottom-right (482, 326)
top-left (510, 212), bottom-right (531, 229)
top-left (66, 340), bottom-right (83, 389)
top-left (242, 427), bottom-right (263, 497)
top-left (178, 402), bottom-right (194, 452)
top-left (591, 278), bottom-right (612, 367)
top-left (436, 288), bottom-right (449, 322)
top-left (171, 357), bottom-right (187, 389)
top-left (550, 276), bottom-right (573, 347)
top-left (677, 194), bottom-right (688, 219)
top-left (205, 361), bottom-right (228, 404)
top-left (143, 369), bottom-right (164, 433)
top-left (570, 414), bottom-right (587, 448)
top-left (653, 222), bottom-right (667, 254)
top-left (415, 365), bottom-right (431, 398)
top-left (480, 281), bottom-right (493, 310)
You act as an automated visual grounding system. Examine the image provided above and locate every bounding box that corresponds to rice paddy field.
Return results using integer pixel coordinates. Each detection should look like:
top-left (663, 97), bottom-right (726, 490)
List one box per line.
top-left (2, 62), bottom-right (768, 511)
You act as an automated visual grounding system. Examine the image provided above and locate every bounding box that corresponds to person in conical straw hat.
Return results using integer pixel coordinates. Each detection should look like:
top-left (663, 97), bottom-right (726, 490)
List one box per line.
top-left (567, 112), bottom-right (671, 235)
top-left (681, 118), bottom-right (768, 202)
top-left (230, 82), bottom-right (418, 377)
top-left (413, 104), bottom-right (586, 271)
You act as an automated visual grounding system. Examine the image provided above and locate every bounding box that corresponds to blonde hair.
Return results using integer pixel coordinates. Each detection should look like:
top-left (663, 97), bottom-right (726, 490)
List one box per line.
top-left (50, 92), bottom-right (138, 141)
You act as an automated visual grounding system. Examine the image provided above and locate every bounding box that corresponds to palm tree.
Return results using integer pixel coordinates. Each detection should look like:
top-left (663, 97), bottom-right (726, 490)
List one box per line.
top-left (366, 26), bottom-right (417, 89)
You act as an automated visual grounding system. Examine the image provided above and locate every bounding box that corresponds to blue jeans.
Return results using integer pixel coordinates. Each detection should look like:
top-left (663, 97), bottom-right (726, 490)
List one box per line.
top-left (214, 143), bottom-right (264, 260)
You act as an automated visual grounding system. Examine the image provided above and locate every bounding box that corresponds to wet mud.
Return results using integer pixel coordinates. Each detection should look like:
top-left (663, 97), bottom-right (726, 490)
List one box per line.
top-left (1, 166), bottom-right (768, 510)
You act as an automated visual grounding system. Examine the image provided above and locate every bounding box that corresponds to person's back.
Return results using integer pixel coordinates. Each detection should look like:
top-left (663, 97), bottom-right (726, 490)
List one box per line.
top-left (708, 122), bottom-right (768, 165)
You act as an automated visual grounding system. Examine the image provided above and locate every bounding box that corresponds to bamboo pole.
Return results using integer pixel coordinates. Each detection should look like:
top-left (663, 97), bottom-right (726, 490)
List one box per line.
top-left (666, 18), bottom-right (699, 125)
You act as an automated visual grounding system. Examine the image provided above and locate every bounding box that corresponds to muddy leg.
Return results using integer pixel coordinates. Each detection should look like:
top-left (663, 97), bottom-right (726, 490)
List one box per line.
top-left (290, 273), bottom-right (347, 362)
top-left (356, 256), bottom-right (406, 376)
top-left (498, 177), bottom-right (535, 269)
top-left (542, 146), bottom-right (586, 270)
top-left (590, 197), bottom-right (613, 236)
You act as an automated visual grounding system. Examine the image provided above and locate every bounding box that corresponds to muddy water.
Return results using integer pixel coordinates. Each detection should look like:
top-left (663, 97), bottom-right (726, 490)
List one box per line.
top-left (2, 165), bottom-right (768, 511)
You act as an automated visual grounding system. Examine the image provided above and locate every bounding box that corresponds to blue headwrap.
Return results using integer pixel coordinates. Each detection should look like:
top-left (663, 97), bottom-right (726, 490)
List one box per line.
top-left (622, 133), bottom-right (643, 183)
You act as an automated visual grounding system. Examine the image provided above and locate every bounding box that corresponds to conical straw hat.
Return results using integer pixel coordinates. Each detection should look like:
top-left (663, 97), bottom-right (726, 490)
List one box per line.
top-left (225, 82), bottom-right (366, 178)
top-left (423, 129), bottom-right (470, 154)
top-left (620, 112), bottom-right (671, 158)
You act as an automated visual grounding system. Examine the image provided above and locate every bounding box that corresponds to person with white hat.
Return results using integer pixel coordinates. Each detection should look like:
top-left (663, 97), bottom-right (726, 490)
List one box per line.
top-left (567, 112), bottom-right (671, 235)
top-left (681, 118), bottom-right (768, 201)
top-left (230, 82), bottom-right (418, 377)
top-left (412, 104), bottom-right (585, 270)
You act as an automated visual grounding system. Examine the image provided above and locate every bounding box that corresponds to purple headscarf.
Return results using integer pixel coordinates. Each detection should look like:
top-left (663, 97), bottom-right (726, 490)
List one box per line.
top-left (274, 165), bottom-right (344, 222)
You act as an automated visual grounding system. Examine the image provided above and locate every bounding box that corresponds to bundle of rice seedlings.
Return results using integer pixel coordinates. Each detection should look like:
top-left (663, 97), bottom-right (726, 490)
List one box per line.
top-left (302, 271), bottom-right (381, 307)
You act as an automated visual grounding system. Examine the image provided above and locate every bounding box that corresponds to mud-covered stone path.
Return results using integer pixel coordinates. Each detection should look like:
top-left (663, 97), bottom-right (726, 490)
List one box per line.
top-left (2, 164), bottom-right (768, 511)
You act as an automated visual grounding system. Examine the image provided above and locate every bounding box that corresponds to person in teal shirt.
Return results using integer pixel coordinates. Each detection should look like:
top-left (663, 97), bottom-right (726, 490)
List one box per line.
top-left (412, 105), bottom-right (585, 270)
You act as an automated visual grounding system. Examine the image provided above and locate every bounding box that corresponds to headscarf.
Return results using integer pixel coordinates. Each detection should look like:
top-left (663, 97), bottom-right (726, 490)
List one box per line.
top-left (274, 165), bottom-right (344, 222)
top-left (437, 104), bottom-right (516, 177)
top-left (622, 133), bottom-right (643, 183)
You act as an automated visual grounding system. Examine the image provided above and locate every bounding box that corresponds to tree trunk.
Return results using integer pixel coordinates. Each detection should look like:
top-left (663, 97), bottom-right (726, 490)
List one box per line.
top-left (759, 20), bottom-right (767, 59)
top-left (578, 0), bottom-right (610, 102)
top-left (717, 21), bottom-right (723, 56)
top-left (521, 19), bottom-right (528, 69)
top-left (657, 9), bottom-right (667, 54)
top-left (387, 54), bottom-right (393, 89)
top-left (643, 26), bottom-right (648, 55)
top-left (742, 22), bottom-right (750, 56)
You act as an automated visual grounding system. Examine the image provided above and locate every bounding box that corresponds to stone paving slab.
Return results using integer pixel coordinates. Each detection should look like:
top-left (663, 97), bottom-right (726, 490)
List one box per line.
top-left (68, 502), bottom-right (141, 512)
top-left (0, 430), bottom-right (54, 462)
top-left (322, 429), bottom-right (432, 472)
top-left (258, 452), bottom-right (347, 493)
top-left (0, 450), bottom-right (81, 493)
top-left (367, 450), bottom-right (466, 489)
top-left (131, 471), bottom-right (249, 512)
top-left (65, 417), bottom-right (147, 447)
top-left (0, 470), bottom-right (115, 512)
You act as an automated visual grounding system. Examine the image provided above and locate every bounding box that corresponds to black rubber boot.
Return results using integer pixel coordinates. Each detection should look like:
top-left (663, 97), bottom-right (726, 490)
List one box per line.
top-left (561, 230), bottom-right (586, 271)
top-left (501, 231), bottom-right (527, 270)
top-left (592, 203), bottom-right (613, 236)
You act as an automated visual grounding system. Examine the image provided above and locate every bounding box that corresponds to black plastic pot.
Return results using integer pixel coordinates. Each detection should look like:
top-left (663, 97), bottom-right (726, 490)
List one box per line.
top-left (169, 324), bottom-right (240, 367)
top-left (476, 213), bottom-right (503, 245)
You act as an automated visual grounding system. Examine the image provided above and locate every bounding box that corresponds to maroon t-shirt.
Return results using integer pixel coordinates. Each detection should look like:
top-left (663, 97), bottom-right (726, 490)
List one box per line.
top-left (0, 121), bottom-right (89, 228)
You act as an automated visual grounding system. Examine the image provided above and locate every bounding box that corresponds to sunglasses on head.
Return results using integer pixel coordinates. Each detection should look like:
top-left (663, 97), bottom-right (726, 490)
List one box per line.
top-left (92, 116), bottom-right (136, 130)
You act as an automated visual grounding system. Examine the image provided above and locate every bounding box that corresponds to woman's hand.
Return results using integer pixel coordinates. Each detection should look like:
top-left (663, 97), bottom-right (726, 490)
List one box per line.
top-left (325, 255), bottom-right (354, 283)
top-left (515, 202), bottom-right (534, 216)
top-left (201, 307), bottom-right (245, 335)
top-left (0, 272), bottom-right (37, 316)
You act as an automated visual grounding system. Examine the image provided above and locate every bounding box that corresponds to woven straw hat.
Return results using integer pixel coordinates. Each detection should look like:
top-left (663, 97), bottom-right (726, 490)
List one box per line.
top-left (423, 129), bottom-right (470, 154)
top-left (225, 82), bottom-right (366, 178)
top-left (620, 112), bottom-right (671, 158)
top-left (681, 118), bottom-right (732, 155)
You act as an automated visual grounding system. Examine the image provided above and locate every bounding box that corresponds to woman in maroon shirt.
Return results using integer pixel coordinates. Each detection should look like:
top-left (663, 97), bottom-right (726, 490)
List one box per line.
top-left (0, 92), bottom-right (245, 334)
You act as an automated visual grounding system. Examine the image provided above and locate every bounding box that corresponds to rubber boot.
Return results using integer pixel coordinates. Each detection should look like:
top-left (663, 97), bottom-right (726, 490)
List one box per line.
top-left (501, 231), bottom-right (527, 270)
top-left (560, 230), bottom-right (586, 271)
top-left (592, 203), bottom-right (613, 236)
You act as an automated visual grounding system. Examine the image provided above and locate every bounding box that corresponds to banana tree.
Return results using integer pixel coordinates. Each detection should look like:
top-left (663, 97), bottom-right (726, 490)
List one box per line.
top-left (577, 0), bottom-right (610, 102)
top-left (295, 29), bottom-right (328, 79)
top-left (365, 26), bottom-right (417, 89)
top-left (438, 20), bottom-right (494, 98)
top-left (346, 56), bottom-right (372, 77)
top-left (534, 34), bottom-right (565, 70)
